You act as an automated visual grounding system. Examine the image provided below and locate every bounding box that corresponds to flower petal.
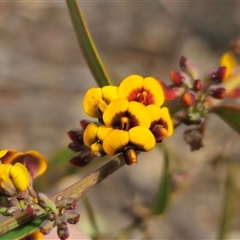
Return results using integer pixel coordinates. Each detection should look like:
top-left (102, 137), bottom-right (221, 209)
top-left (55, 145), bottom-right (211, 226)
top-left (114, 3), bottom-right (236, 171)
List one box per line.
top-left (128, 101), bottom-right (151, 128)
top-left (161, 107), bottom-right (173, 137)
top-left (143, 77), bottom-right (164, 106)
top-left (117, 75), bottom-right (144, 100)
top-left (103, 129), bottom-right (129, 155)
top-left (103, 98), bottom-right (129, 127)
top-left (83, 88), bottom-right (103, 118)
top-left (128, 126), bottom-right (156, 151)
top-left (220, 51), bottom-right (237, 79)
top-left (101, 86), bottom-right (118, 104)
top-left (10, 162), bottom-right (30, 192)
top-left (146, 105), bottom-right (162, 123)
top-left (83, 123), bottom-right (98, 147)
top-left (0, 150), bottom-right (19, 164)
top-left (24, 151), bottom-right (48, 178)
top-left (96, 125), bottom-right (112, 142)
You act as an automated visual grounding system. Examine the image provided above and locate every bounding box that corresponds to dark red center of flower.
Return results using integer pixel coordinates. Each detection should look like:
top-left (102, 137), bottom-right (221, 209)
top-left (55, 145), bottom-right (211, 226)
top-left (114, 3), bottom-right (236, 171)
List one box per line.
top-left (127, 88), bottom-right (154, 105)
top-left (111, 111), bottom-right (139, 130)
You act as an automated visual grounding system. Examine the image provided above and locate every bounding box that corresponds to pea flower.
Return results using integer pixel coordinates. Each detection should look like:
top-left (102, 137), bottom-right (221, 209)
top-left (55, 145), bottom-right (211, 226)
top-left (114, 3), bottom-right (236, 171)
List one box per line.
top-left (146, 105), bottom-right (173, 142)
top-left (0, 149), bottom-right (47, 197)
top-left (83, 86), bottom-right (118, 118)
top-left (102, 126), bottom-right (156, 165)
top-left (117, 75), bottom-right (164, 106)
top-left (103, 98), bottom-right (151, 130)
top-left (83, 123), bottom-right (112, 156)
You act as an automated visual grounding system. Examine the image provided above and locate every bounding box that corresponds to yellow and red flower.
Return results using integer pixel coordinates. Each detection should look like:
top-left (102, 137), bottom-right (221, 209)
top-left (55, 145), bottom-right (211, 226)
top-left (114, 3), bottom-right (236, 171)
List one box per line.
top-left (83, 86), bottom-right (118, 118)
top-left (117, 75), bottom-right (164, 106)
top-left (0, 150), bottom-right (47, 197)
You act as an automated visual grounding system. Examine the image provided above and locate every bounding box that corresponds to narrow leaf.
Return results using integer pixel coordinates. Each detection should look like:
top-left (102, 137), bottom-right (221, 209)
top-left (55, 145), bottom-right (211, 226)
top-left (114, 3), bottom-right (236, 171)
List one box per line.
top-left (213, 105), bottom-right (240, 134)
top-left (152, 148), bottom-right (170, 215)
top-left (66, 0), bottom-right (111, 87)
top-left (217, 161), bottom-right (236, 240)
top-left (0, 218), bottom-right (42, 240)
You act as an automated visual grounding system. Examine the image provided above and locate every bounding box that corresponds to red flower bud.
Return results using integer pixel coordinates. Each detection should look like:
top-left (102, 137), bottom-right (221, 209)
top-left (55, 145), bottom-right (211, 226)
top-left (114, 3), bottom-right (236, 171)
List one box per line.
top-left (80, 120), bottom-right (91, 130)
top-left (123, 148), bottom-right (137, 166)
top-left (179, 56), bottom-right (198, 79)
top-left (157, 79), bottom-right (178, 101)
top-left (64, 210), bottom-right (80, 224)
top-left (204, 66), bottom-right (227, 82)
top-left (181, 91), bottom-right (196, 108)
top-left (210, 87), bottom-right (226, 99)
top-left (40, 220), bottom-right (53, 235)
top-left (169, 70), bottom-right (185, 85)
top-left (67, 129), bottom-right (83, 143)
top-left (226, 88), bottom-right (240, 99)
top-left (69, 150), bottom-right (94, 167)
top-left (193, 79), bottom-right (203, 91)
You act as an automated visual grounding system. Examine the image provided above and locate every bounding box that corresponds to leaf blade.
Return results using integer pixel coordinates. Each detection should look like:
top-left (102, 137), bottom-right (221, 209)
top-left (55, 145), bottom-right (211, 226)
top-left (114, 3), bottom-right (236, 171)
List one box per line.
top-left (213, 105), bottom-right (240, 134)
top-left (66, 0), bottom-right (111, 87)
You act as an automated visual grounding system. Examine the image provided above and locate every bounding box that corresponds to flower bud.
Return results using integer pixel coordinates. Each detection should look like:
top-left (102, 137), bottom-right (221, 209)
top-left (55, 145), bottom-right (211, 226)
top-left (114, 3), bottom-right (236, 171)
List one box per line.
top-left (64, 210), bottom-right (80, 224)
top-left (69, 150), bottom-right (94, 167)
top-left (210, 87), bottom-right (226, 99)
top-left (169, 70), bottom-right (185, 85)
top-left (67, 129), bottom-right (84, 143)
top-left (181, 91), bottom-right (196, 108)
top-left (38, 192), bottom-right (57, 215)
top-left (26, 203), bottom-right (47, 217)
top-left (80, 120), bottom-right (91, 130)
top-left (151, 124), bottom-right (168, 142)
top-left (57, 226), bottom-right (70, 240)
top-left (68, 142), bottom-right (86, 152)
top-left (40, 220), bottom-right (53, 235)
top-left (157, 79), bottom-right (178, 101)
top-left (56, 216), bottom-right (68, 229)
top-left (0, 206), bottom-right (10, 216)
top-left (193, 79), bottom-right (203, 91)
top-left (60, 197), bottom-right (78, 210)
top-left (6, 206), bottom-right (22, 215)
top-left (123, 148), bottom-right (137, 166)
top-left (204, 66), bottom-right (227, 82)
top-left (179, 56), bottom-right (198, 79)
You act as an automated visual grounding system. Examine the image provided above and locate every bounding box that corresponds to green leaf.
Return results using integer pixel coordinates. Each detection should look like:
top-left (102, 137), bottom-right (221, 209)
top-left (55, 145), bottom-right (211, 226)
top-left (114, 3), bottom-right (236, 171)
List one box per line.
top-left (66, 0), bottom-right (111, 87)
top-left (213, 105), bottom-right (240, 134)
top-left (0, 218), bottom-right (42, 240)
top-left (152, 148), bottom-right (170, 215)
top-left (217, 161), bottom-right (237, 240)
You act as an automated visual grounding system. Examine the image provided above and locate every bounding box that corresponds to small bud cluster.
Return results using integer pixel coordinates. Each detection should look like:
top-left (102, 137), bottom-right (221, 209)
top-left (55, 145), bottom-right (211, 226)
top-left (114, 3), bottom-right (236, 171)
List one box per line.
top-left (169, 56), bottom-right (229, 125)
top-left (68, 120), bottom-right (95, 167)
top-left (166, 56), bottom-right (230, 150)
top-left (36, 195), bottom-right (80, 240)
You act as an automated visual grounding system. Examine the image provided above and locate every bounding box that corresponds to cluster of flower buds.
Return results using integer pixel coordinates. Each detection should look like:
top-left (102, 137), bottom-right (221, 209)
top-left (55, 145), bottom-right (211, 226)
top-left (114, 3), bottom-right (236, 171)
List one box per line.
top-left (36, 196), bottom-right (80, 240)
top-left (160, 56), bottom-right (237, 150)
top-left (69, 75), bottom-right (173, 166)
top-left (166, 56), bottom-right (232, 126)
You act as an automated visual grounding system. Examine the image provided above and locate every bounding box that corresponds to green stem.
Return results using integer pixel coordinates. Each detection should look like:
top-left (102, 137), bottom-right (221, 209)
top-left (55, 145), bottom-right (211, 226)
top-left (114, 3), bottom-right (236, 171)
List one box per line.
top-left (66, 0), bottom-right (111, 87)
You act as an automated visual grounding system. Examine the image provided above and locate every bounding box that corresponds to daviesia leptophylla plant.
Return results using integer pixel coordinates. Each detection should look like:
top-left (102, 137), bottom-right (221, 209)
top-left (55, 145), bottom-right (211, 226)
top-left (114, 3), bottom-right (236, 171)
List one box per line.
top-left (71, 75), bottom-right (173, 166)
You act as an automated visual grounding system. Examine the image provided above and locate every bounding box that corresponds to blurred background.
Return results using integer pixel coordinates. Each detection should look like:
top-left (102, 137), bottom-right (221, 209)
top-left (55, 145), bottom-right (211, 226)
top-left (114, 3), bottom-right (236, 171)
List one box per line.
top-left (1, 1), bottom-right (240, 239)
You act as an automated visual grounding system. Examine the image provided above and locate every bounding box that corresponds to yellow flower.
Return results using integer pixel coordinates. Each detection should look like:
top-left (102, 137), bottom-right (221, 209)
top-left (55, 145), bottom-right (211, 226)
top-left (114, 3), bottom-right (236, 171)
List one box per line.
top-left (102, 126), bottom-right (156, 157)
top-left (0, 162), bottom-right (30, 196)
top-left (146, 105), bottom-right (173, 142)
top-left (0, 150), bottom-right (47, 196)
top-left (219, 51), bottom-right (237, 80)
top-left (83, 123), bottom-right (112, 156)
top-left (117, 75), bottom-right (164, 106)
top-left (83, 86), bottom-right (118, 118)
top-left (103, 98), bottom-right (151, 130)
